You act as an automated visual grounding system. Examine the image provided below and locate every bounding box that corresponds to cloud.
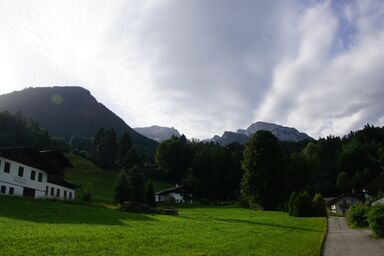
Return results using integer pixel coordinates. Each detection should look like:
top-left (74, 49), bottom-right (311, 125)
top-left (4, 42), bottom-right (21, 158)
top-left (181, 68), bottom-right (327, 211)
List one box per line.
top-left (0, 0), bottom-right (383, 139)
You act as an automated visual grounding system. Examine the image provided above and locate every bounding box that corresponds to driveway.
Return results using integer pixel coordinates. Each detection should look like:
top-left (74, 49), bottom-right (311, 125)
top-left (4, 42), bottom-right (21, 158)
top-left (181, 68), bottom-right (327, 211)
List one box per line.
top-left (323, 216), bottom-right (384, 256)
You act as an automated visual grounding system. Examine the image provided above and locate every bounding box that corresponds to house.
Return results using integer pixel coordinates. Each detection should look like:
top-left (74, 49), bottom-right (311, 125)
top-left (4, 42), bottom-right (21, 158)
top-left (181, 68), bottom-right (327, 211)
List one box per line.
top-left (326, 193), bottom-right (364, 215)
top-left (0, 147), bottom-right (77, 200)
top-left (372, 197), bottom-right (384, 206)
top-left (365, 172), bottom-right (384, 195)
top-left (155, 185), bottom-right (192, 203)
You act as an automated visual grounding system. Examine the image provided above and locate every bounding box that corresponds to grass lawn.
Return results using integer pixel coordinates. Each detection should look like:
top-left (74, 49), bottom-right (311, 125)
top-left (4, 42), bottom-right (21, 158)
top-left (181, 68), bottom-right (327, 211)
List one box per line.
top-left (64, 153), bottom-right (172, 202)
top-left (0, 196), bottom-right (326, 256)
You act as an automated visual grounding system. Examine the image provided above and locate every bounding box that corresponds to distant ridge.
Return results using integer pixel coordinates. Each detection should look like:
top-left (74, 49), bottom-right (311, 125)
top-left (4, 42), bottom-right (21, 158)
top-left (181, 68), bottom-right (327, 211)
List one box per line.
top-left (210, 121), bottom-right (313, 146)
top-left (134, 125), bottom-right (181, 142)
top-left (0, 86), bottom-right (158, 158)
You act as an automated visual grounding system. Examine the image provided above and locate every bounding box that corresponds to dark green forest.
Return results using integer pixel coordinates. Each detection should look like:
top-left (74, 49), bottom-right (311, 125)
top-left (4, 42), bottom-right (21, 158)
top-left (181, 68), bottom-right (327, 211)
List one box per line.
top-left (0, 111), bottom-right (68, 149)
top-left (153, 124), bottom-right (384, 204)
top-left (1, 110), bottom-right (383, 206)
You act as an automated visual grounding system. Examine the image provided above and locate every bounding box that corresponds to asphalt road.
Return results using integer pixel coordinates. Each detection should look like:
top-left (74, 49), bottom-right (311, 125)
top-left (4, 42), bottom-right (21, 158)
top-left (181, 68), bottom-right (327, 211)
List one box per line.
top-left (323, 217), bottom-right (384, 256)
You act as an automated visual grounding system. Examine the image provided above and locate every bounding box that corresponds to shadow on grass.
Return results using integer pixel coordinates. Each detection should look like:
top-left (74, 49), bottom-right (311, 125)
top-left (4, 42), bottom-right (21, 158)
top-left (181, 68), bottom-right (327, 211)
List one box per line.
top-left (0, 196), bottom-right (157, 225)
top-left (212, 218), bottom-right (323, 233)
top-left (178, 215), bottom-right (322, 233)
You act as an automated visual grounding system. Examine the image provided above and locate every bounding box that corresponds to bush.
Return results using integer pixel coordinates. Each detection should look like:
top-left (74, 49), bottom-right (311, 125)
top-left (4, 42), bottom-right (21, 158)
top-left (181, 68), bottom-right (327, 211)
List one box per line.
top-left (312, 193), bottom-right (327, 217)
top-left (80, 184), bottom-right (92, 202)
top-left (367, 205), bottom-right (384, 237)
top-left (296, 191), bottom-right (313, 217)
top-left (347, 204), bottom-right (369, 227)
top-left (288, 191), bottom-right (313, 217)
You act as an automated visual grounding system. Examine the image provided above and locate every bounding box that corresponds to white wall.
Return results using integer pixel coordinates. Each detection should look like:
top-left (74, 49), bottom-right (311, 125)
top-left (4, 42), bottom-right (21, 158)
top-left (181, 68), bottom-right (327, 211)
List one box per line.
top-left (331, 196), bottom-right (363, 214)
top-left (44, 182), bottom-right (75, 200)
top-left (170, 192), bottom-right (184, 203)
top-left (155, 192), bottom-right (192, 203)
top-left (0, 156), bottom-right (75, 200)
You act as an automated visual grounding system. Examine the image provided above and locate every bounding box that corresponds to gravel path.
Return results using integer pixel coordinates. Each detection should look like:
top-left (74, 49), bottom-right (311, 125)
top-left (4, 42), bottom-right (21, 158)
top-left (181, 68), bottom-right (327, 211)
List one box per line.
top-left (323, 217), bottom-right (384, 256)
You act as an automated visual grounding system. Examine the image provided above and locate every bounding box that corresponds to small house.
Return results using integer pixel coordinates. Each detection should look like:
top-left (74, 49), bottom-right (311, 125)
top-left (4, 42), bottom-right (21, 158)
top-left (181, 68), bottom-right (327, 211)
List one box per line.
top-left (372, 197), bottom-right (384, 206)
top-left (155, 185), bottom-right (192, 203)
top-left (326, 193), bottom-right (364, 215)
top-left (365, 172), bottom-right (384, 195)
top-left (0, 147), bottom-right (77, 200)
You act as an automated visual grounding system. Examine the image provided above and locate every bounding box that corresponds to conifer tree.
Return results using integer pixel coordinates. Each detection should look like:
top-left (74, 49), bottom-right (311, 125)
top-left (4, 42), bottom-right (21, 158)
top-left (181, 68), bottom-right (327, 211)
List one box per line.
top-left (146, 182), bottom-right (156, 208)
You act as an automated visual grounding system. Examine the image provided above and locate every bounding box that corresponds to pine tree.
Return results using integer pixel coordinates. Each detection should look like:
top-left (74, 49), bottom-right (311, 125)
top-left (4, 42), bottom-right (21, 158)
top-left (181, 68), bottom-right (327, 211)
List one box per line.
top-left (288, 192), bottom-right (298, 216)
top-left (119, 132), bottom-right (132, 159)
top-left (128, 166), bottom-right (146, 203)
top-left (146, 182), bottom-right (156, 208)
top-left (114, 170), bottom-right (130, 203)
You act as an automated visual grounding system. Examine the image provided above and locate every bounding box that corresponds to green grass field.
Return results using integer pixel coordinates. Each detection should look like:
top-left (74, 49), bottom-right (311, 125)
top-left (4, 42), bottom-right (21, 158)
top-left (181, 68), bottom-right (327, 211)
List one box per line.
top-left (64, 153), bottom-right (172, 202)
top-left (0, 196), bottom-right (326, 256)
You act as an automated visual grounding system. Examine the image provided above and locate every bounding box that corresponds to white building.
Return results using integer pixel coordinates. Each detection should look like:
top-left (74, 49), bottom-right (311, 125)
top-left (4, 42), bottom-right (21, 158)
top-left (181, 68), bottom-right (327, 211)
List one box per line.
top-left (0, 147), bottom-right (76, 200)
top-left (326, 193), bottom-right (364, 215)
top-left (372, 197), bottom-right (384, 206)
top-left (155, 185), bottom-right (192, 203)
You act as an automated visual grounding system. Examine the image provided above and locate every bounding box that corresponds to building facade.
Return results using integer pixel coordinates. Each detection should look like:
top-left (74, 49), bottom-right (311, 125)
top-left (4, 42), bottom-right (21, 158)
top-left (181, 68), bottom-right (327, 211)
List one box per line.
top-left (326, 193), bottom-right (364, 215)
top-left (155, 185), bottom-right (193, 203)
top-left (0, 147), bottom-right (76, 200)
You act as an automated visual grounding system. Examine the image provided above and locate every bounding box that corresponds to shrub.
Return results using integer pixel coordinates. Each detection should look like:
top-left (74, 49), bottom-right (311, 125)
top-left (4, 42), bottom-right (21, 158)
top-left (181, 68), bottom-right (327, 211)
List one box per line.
top-left (288, 191), bottom-right (313, 217)
top-left (296, 191), bottom-right (313, 217)
top-left (312, 193), bottom-right (327, 217)
top-left (367, 205), bottom-right (384, 237)
top-left (347, 204), bottom-right (369, 227)
top-left (80, 184), bottom-right (92, 202)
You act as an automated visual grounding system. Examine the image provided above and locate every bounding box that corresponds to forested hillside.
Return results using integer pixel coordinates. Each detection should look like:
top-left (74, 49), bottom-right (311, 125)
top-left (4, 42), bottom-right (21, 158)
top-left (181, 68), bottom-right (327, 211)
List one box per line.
top-left (0, 111), bottom-right (66, 149)
top-left (154, 125), bottom-right (384, 202)
top-left (0, 87), bottom-right (158, 159)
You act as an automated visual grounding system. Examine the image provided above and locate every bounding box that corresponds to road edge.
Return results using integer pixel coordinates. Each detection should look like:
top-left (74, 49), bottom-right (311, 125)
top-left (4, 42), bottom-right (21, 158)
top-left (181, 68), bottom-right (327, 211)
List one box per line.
top-left (318, 216), bottom-right (329, 256)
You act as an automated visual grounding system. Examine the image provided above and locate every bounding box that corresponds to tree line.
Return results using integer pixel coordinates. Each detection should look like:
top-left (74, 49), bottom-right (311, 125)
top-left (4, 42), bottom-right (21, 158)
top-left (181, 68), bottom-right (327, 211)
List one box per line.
top-left (154, 124), bottom-right (384, 210)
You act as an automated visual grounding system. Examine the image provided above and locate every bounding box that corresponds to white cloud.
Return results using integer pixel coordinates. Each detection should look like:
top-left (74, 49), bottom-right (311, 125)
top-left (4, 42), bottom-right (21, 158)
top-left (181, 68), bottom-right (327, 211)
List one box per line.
top-left (0, 0), bottom-right (383, 139)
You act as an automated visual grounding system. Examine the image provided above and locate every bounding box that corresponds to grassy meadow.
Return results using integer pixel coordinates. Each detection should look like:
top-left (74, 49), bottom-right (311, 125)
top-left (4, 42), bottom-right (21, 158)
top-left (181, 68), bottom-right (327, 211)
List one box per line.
top-left (64, 153), bottom-right (172, 202)
top-left (0, 196), bottom-right (326, 256)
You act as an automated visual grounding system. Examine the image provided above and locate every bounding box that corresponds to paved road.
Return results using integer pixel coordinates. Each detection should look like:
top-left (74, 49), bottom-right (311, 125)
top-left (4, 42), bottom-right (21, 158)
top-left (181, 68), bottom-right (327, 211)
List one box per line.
top-left (323, 217), bottom-right (384, 256)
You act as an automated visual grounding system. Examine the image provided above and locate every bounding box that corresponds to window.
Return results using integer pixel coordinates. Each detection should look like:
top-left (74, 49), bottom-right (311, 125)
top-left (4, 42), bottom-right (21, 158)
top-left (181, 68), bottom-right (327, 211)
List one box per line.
top-left (50, 187), bottom-right (54, 196)
top-left (38, 173), bottom-right (43, 182)
top-left (30, 170), bottom-right (36, 180)
top-left (56, 189), bottom-right (60, 197)
top-left (64, 191), bottom-right (67, 199)
top-left (18, 166), bottom-right (24, 177)
top-left (0, 160), bottom-right (2, 167)
top-left (45, 186), bottom-right (48, 195)
top-left (69, 192), bottom-right (72, 200)
top-left (9, 187), bottom-right (14, 195)
top-left (0, 185), bottom-right (6, 194)
top-left (4, 162), bottom-right (10, 173)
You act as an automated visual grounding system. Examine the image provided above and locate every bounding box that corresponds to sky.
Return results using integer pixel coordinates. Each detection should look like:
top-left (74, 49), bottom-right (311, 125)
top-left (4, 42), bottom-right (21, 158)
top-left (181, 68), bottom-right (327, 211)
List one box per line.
top-left (0, 0), bottom-right (383, 139)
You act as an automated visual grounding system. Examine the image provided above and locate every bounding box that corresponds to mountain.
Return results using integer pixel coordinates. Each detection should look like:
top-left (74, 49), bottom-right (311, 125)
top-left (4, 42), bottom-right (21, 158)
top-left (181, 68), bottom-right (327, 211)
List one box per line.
top-left (0, 86), bottom-right (158, 158)
top-left (210, 131), bottom-right (249, 146)
top-left (134, 125), bottom-right (181, 142)
top-left (211, 121), bottom-right (313, 146)
top-left (240, 122), bottom-right (313, 142)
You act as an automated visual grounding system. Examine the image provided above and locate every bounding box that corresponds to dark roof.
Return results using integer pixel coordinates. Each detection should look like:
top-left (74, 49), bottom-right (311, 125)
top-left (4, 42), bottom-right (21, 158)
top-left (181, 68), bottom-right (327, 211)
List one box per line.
top-left (0, 147), bottom-right (72, 174)
top-left (62, 181), bottom-right (79, 189)
top-left (365, 172), bottom-right (384, 191)
top-left (326, 192), bottom-right (364, 206)
top-left (40, 150), bottom-right (73, 168)
top-left (155, 185), bottom-right (186, 195)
